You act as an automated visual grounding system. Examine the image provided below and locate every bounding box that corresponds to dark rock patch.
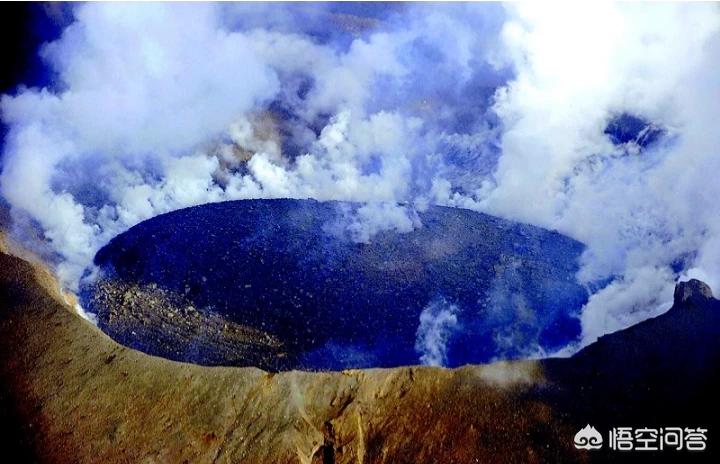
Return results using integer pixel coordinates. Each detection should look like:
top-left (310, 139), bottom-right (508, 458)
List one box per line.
top-left (86, 199), bottom-right (589, 370)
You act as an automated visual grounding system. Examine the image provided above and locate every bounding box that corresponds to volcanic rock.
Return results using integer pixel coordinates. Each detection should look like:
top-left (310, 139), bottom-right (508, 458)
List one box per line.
top-left (674, 278), bottom-right (714, 307)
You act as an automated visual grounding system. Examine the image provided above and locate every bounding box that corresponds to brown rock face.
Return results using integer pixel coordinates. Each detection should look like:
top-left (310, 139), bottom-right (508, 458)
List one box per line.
top-left (0, 250), bottom-right (581, 463)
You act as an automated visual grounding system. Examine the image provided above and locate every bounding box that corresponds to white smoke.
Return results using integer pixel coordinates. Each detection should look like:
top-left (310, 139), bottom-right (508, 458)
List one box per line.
top-left (0, 3), bottom-right (280, 286)
top-left (477, 3), bottom-right (720, 346)
top-left (415, 298), bottom-right (461, 367)
top-left (1, 3), bottom-right (719, 355)
top-left (324, 201), bottom-right (422, 243)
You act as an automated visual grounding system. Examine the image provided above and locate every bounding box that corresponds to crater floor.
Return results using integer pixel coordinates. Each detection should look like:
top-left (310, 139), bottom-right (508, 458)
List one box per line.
top-left (86, 199), bottom-right (588, 370)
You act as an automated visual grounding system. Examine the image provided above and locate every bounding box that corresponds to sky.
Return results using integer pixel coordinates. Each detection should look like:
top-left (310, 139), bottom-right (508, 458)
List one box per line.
top-left (1, 2), bottom-right (719, 354)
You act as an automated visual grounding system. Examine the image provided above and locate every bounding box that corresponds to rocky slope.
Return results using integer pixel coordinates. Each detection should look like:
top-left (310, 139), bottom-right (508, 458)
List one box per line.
top-left (90, 278), bottom-right (289, 369)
